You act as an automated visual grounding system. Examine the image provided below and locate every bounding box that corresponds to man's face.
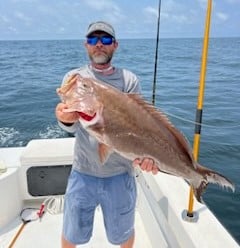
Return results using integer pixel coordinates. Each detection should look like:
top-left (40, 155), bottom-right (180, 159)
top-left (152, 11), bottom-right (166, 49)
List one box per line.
top-left (85, 31), bottom-right (118, 65)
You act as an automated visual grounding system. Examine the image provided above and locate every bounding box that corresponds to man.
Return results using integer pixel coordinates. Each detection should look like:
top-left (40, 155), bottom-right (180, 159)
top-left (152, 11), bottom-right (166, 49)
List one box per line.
top-left (55, 21), bottom-right (158, 248)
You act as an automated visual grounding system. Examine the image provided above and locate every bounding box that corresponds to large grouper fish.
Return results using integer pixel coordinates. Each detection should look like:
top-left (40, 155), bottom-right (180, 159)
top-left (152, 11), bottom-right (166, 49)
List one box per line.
top-left (57, 74), bottom-right (235, 203)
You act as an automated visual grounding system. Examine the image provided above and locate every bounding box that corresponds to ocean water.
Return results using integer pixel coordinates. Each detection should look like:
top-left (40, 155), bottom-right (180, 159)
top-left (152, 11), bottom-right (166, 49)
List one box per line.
top-left (0, 38), bottom-right (239, 243)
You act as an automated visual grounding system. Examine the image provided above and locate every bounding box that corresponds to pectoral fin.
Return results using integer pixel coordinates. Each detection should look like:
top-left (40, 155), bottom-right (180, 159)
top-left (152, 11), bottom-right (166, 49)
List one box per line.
top-left (98, 143), bottom-right (112, 164)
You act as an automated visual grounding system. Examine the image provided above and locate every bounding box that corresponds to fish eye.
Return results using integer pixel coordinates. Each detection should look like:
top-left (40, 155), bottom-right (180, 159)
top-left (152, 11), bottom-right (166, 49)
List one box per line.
top-left (78, 81), bottom-right (93, 93)
top-left (82, 83), bottom-right (88, 88)
top-left (78, 82), bottom-right (87, 89)
top-left (76, 78), bottom-right (93, 94)
top-left (80, 83), bottom-right (90, 91)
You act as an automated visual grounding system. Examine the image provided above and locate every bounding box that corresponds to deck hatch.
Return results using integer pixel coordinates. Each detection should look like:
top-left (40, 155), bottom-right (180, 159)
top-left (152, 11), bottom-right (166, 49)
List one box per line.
top-left (26, 165), bottom-right (72, 196)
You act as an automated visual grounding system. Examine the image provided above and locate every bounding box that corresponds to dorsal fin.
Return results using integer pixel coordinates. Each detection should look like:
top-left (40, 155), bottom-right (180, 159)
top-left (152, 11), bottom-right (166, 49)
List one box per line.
top-left (127, 93), bottom-right (195, 166)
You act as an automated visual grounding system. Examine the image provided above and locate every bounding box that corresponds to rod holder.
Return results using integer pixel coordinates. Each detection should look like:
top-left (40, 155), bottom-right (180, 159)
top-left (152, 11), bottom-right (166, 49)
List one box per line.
top-left (182, 209), bottom-right (199, 223)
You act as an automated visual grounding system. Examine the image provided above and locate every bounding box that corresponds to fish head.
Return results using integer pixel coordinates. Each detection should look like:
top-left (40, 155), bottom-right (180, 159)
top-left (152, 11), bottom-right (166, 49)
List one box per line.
top-left (57, 74), bottom-right (103, 124)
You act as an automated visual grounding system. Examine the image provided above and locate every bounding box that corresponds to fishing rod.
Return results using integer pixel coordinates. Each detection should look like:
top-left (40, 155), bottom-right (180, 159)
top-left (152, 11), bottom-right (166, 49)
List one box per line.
top-left (152, 0), bottom-right (162, 105)
top-left (185, 0), bottom-right (213, 220)
top-left (152, 0), bottom-right (213, 220)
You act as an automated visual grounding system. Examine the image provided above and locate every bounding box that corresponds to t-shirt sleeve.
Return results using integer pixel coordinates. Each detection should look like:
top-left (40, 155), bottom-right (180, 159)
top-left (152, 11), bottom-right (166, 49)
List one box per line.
top-left (122, 69), bottom-right (141, 93)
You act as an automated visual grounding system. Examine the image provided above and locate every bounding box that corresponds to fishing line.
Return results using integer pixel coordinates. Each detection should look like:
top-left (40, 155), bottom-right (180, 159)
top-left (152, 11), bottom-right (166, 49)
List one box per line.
top-left (164, 111), bottom-right (240, 129)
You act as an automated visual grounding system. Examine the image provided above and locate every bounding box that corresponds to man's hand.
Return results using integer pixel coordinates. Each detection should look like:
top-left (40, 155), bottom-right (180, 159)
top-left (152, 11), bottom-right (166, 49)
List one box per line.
top-left (133, 158), bottom-right (159, 175)
top-left (55, 103), bottom-right (79, 124)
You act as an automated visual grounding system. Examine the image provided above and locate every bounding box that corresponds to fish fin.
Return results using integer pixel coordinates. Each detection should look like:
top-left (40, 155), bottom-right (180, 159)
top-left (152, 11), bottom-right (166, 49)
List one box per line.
top-left (192, 180), bottom-right (208, 203)
top-left (98, 143), bottom-right (112, 164)
top-left (57, 74), bottom-right (79, 95)
top-left (192, 164), bottom-right (235, 203)
top-left (127, 93), bottom-right (195, 166)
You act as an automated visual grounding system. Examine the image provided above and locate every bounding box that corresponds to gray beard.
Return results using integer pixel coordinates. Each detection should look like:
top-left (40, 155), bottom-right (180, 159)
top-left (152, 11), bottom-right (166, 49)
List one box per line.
top-left (91, 54), bottom-right (112, 65)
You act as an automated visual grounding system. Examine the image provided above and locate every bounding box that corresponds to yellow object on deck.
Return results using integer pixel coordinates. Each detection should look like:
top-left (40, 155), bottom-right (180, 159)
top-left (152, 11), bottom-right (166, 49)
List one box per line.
top-left (187, 0), bottom-right (212, 216)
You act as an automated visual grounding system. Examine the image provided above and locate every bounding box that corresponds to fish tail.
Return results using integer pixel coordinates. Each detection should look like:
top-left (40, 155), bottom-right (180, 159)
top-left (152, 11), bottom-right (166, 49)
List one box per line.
top-left (192, 164), bottom-right (235, 203)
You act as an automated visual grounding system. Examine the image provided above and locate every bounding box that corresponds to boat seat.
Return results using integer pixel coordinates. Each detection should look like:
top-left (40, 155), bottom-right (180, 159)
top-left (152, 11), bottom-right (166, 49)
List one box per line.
top-left (20, 138), bottom-right (75, 167)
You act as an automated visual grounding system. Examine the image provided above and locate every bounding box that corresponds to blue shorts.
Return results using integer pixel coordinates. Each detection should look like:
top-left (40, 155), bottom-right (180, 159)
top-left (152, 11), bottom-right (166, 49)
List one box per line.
top-left (62, 170), bottom-right (137, 245)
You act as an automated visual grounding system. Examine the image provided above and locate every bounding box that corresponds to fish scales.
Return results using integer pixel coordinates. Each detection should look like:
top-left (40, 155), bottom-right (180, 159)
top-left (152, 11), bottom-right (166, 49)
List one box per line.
top-left (57, 74), bottom-right (235, 203)
top-left (96, 86), bottom-right (194, 171)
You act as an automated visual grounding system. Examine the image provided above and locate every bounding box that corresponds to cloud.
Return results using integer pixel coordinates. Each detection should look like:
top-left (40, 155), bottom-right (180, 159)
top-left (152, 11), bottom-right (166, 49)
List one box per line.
top-left (14, 11), bottom-right (32, 23)
top-left (224, 0), bottom-right (240, 3)
top-left (142, 6), bottom-right (159, 25)
top-left (83, 0), bottom-right (125, 24)
top-left (0, 14), bottom-right (10, 24)
top-left (163, 0), bottom-right (186, 12)
top-left (216, 12), bottom-right (229, 21)
top-left (57, 26), bottom-right (65, 34)
top-left (10, 0), bottom-right (37, 3)
top-left (160, 0), bottom-right (194, 24)
top-left (83, 0), bottom-right (121, 15)
top-left (144, 6), bottom-right (158, 18)
top-left (8, 26), bottom-right (18, 33)
top-left (83, 0), bottom-right (117, 10)
top-left (172, 14), bottom-right (188, 24)
top-left (0, 0), bottom-right (239, 39)
top-left (197, 0), bottom-right (208, 9)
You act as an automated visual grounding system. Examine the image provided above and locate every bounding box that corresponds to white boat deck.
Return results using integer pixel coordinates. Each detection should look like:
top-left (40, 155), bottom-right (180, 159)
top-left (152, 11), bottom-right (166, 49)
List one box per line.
top-left (0, 138), bottom-right (239, 248)
top-left (0, 203), bottom-right (152, 248)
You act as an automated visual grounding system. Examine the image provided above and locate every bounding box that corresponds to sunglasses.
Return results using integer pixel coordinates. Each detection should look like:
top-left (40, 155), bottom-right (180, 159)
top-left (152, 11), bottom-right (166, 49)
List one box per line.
top-left (87, 36), bottom-right (115, 46)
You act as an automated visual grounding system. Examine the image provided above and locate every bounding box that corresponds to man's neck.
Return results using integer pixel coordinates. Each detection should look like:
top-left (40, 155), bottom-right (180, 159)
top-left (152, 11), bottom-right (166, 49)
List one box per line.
top-left (90, 63), bottom-right (114, 75)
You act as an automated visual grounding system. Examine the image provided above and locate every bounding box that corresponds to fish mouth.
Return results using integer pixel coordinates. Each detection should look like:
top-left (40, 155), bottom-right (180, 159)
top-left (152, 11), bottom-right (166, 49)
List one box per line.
top-left (78, 112), bottom-right (96, 121)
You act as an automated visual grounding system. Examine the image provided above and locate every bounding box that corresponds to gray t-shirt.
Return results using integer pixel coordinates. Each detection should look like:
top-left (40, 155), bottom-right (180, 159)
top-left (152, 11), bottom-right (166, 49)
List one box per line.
top-left (58, 65), bottom-right (141, 177)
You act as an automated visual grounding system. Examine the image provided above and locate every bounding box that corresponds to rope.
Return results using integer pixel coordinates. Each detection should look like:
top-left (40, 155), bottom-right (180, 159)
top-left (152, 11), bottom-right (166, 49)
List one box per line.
top-left (7, 196), bottom-right (64, 247)
top-left (35, 195), bottom-right (65, 218)
top-left (44, 195), bottom-right (65, 215)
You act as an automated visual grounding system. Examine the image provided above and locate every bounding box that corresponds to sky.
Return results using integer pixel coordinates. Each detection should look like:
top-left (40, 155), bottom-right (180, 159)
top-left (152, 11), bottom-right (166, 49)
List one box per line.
top-left (0, 0), bottom-right (239, 40)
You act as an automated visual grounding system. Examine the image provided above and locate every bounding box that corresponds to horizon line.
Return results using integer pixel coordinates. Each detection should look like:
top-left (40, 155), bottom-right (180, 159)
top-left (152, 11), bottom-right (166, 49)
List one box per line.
top-left (0, 36), bottom-right (240, 42)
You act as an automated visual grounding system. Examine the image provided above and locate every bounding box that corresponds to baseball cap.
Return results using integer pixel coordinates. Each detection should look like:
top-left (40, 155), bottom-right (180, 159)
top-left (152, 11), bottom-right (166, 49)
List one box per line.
top-left (86, 21), bottom-right (115, 38)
